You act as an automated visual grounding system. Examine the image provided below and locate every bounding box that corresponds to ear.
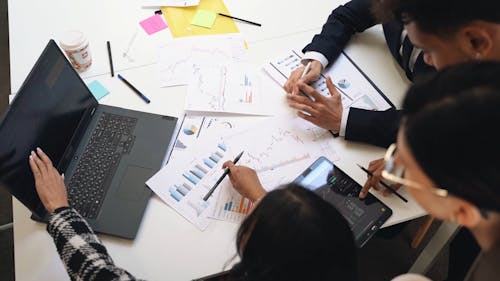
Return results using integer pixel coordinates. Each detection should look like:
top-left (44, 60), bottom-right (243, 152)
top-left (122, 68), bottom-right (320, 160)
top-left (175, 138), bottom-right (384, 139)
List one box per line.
top-left (453, 197), bottom-right (483, 228)
top-left (458, 23), bottom-right (494, 59)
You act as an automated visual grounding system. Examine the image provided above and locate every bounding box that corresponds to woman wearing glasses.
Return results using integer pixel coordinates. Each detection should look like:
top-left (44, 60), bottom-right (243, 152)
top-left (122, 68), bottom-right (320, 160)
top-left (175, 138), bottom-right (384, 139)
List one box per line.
top-left (386, 62), bottom-right (500, 281)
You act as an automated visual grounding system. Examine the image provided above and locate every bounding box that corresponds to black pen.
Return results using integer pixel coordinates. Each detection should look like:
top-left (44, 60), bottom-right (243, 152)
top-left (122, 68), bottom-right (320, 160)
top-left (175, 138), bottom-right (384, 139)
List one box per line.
top-left (117, 74), bottom-right (151, 104)
top-left (218, 13), bottom-right (261, 27)
top-left (356, 164), bottom-right (408, 203)
top-left (203, 151), bottom-right (244, 201)
top-left (106, 41), bottom-right (114, 77)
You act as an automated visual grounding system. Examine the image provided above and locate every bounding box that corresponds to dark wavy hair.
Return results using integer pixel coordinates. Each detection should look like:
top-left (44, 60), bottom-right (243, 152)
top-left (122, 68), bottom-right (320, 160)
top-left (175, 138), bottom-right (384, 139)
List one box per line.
top-left (402, 61), bottom-right (500, 212)
top-left (229, 183), bottom-right (357, 281)
top-left (371, 0), bottom-right (500, 36)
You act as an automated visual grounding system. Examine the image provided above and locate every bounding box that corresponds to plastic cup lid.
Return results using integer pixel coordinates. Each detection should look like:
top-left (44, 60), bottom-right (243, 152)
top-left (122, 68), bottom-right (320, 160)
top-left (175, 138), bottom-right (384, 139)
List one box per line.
top-left (60, 30), bottom-right (87, 49)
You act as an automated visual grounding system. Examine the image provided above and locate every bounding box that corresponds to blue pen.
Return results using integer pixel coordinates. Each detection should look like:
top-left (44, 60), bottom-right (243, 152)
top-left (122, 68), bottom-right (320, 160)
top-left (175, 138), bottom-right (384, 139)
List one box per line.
top-left (117, 74), bottom-right (151, 104)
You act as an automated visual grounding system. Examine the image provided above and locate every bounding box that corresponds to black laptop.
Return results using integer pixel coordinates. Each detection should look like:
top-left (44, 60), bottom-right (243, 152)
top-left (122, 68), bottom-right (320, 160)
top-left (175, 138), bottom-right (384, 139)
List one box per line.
top-left (0, 40), bottom-right (180, 239)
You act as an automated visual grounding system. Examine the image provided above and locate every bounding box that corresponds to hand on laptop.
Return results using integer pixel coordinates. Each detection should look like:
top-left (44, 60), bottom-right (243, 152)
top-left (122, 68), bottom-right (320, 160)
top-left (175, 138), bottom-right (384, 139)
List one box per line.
top-left (29, 148), bottom-right (69, 213)
top-left (359, 158), bottom-right (401, 199)
top-left (286, 77), bottom-right (343, 131)
top-left (284, 60), bottom-right (322, 96)
top-left (223, 161), bottom-right (266, 203)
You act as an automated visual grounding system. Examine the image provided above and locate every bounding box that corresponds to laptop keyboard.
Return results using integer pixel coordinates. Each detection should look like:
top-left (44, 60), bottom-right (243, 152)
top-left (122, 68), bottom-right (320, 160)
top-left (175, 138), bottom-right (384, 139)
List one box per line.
top-left (67, 112), bottom-right (138, 219)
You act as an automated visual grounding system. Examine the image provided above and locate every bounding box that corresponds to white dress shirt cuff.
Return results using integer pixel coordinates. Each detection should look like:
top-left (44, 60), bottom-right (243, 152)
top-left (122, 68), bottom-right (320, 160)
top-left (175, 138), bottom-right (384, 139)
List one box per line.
top-left (302, 51), bottom-right (329, 70)
top-left (339, 107), bottom-right (350, 137)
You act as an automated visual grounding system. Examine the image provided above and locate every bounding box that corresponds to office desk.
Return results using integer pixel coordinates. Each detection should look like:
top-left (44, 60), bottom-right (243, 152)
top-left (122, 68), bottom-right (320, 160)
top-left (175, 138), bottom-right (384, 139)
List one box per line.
top-left (9, 0), bottom-right (425, 280)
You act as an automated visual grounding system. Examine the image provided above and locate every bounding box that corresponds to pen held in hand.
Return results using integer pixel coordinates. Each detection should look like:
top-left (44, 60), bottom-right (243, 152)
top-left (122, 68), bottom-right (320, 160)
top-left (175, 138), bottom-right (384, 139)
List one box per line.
top-left (300, 61), bottom-right (312, 80)
top-left (356, 164), bottom-right (408, 203)
top-left (203, 151), bottom-right (244, 201)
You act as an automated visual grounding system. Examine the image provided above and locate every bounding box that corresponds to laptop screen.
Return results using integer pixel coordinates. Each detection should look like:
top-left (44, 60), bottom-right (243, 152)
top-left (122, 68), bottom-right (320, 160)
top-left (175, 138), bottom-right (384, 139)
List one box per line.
top-left (0, 40), bottom-right (97, 217)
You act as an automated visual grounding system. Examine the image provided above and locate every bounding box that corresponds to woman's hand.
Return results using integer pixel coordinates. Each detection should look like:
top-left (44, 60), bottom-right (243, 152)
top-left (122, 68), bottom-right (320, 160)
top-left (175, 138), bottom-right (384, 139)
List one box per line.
top-left (222, 161), bottom-right (266, 203)
top-left (29, 148), bottom-right (69, 213)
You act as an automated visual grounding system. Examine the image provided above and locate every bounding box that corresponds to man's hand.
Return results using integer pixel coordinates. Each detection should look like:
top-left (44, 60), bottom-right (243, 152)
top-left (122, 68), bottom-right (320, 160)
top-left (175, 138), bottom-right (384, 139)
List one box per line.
top-left (222, 161), bottom-right (266, 203)
top-left (359, 158), bottom-right (401, 199)
top-left (284, 60), bottom-right (322, 95)
top-left (287, 77), bottom-right (343, 131)
top-left (29, 148), bottom-right (69, 213)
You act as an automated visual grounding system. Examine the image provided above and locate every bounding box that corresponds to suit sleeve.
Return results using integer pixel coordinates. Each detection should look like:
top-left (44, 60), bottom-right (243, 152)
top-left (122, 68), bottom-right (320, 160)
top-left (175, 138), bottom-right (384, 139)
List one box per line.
top-left (344, 108), bottom-right (402, 148)
top-left (302, 0), bottom-right (377, 65)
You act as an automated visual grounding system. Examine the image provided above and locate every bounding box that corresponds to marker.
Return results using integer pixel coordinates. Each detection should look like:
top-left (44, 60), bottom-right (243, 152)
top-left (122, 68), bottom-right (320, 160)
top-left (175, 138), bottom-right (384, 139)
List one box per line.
top-left (117, 74), bottom-right (151, 104)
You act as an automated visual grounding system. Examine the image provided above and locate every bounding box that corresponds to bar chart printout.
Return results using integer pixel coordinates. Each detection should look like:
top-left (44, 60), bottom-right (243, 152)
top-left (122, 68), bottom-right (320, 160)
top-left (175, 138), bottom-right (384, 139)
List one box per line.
top-left (147, 141), bottom-right (231, 230)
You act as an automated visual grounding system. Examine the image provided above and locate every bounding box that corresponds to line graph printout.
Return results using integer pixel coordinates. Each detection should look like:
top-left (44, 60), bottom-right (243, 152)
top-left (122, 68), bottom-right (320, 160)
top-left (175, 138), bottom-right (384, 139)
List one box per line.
top-left (158, 34), bottom-right (248, 87)
top-left (263, 50), bottom-right (392, 111)
top-left (185, 63), bottom-right (271, 115)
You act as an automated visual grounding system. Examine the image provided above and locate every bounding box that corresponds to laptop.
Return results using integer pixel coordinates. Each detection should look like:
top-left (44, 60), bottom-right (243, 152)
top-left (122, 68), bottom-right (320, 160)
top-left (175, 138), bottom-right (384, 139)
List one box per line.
top-left (0, 40), bottom-right (180, 239)
top-left (293, 156), bottom-right (393, 247)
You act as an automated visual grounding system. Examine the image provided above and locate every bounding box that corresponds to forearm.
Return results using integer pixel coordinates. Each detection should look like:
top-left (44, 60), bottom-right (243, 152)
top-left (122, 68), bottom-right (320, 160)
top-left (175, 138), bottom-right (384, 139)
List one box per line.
top-left (303, 0), bottom-right (377, 64)
top-left (47, 207), bottom-right (140, 281)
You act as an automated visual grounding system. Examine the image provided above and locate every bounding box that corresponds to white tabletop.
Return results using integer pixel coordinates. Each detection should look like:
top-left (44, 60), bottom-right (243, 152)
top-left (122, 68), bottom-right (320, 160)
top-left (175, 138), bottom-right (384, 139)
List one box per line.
top-left (9, 0), bottom-right (424, 280)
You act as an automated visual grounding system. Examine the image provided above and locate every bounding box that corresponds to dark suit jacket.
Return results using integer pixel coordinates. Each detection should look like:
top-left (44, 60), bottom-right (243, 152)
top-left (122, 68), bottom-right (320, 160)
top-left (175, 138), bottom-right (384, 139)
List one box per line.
top-left (303, 0), bottom-right (434, 148)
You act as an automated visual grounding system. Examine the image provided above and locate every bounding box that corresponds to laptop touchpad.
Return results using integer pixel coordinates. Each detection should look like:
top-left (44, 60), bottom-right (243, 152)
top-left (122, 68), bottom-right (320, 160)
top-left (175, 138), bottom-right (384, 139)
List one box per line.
top-left (115, 165), bottom-right (152, 201)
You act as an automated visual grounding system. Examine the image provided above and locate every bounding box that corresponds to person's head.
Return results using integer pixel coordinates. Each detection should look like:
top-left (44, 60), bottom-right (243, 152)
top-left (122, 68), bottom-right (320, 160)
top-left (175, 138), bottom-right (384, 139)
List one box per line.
top-left (230, 183), bottom-right (357, 281)
top-left (372, 0), bottom-right (500, 69)
top-left (389, 62), bottom-right (500, 231)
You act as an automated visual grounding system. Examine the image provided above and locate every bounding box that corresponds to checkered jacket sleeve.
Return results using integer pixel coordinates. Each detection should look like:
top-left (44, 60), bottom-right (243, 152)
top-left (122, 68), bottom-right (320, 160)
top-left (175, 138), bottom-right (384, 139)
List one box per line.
top-left (47, 207), bottom-right (142, 281)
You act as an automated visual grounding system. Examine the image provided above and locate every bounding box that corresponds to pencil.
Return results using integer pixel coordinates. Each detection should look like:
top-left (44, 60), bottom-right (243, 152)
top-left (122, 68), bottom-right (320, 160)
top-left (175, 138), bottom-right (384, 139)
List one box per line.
top-left (356, 164), bottom-right (408, 203)
top-left (106, 41), bottom-right (114, 77)
top-left (218, 13), bottom-right (261, 27)
top-left (203, 151), bottom-right (244, 201)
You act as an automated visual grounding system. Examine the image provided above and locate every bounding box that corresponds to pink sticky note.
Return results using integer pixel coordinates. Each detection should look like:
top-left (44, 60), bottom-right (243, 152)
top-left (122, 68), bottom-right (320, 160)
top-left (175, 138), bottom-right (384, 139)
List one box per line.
top-left (139, 15), bottom-right (168, 35)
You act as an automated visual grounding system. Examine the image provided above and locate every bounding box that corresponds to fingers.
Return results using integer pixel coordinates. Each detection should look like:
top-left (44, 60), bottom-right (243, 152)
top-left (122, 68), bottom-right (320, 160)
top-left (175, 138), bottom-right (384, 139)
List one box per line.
top-left (297, 111), bottom-right (318, 124)
top-left (286, 93), bottom-right (317, 108)
top-left (326, 77), bottom-right (341, 100)
top-left (222, 160), bottom-right (235, 169)
top-left (288, 102), bottom-right (320, 117)
top-left (297, 82), bottom-right (326, 103)
top-left (284, 68), bottom-right (303, 94)
top-left (29, 153), bottom-right (42, 180)
top-left (36, 147), bottom-right (53, 167)
top-left (359, 178), bottom-right (371, 199)
top-left (31, 150), bottom-right (48, 175)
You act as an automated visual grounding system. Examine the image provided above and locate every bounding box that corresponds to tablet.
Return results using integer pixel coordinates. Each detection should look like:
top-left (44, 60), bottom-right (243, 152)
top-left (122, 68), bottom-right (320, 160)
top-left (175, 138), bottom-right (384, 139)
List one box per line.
top-left (293, 157), bottom-right (392, 247)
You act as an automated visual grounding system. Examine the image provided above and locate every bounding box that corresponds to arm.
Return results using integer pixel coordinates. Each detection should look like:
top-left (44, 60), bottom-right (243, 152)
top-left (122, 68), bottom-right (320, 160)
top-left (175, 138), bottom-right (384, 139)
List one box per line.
top-left (47, 207), bottom-right (139, 281)
top-left (303, 0), bottom-right (378, 65)
top-left (29, 148), bottom-right (139, 281)
top-left (344, 108), bottom-right (402, 148)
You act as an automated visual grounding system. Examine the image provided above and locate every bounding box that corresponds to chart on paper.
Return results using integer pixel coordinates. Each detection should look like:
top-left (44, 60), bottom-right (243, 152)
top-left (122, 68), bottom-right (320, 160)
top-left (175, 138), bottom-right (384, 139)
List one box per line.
top-left (186, 63), bottom-right (270, 115)
top-left (263, 50), bottom-right (393, 111)
top-left (147, 141), bottom-right (233, 230)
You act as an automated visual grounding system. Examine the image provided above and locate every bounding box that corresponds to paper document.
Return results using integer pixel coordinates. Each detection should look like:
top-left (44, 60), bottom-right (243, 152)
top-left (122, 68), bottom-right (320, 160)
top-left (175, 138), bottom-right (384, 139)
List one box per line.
top-left (185, 63), bottom-right (270, 115)
top-left (161, 0), bottom-right (239, 37)
top-left (264, 50), bottom-right (393, 111)
top-left (158, 34), bottom-right (248, 87)
top-left (142, 0), bottom-right (199, 7)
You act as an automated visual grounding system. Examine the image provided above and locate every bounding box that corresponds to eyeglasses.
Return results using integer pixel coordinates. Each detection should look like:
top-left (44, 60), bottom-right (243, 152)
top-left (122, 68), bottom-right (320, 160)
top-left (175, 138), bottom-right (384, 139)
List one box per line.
top-left (381, 143), bottom-right (449, 197)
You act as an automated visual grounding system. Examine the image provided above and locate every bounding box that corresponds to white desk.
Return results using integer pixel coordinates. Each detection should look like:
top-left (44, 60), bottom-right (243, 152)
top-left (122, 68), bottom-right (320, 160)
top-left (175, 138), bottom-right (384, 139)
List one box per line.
top-left (9, 0), bottom-right (424, 280)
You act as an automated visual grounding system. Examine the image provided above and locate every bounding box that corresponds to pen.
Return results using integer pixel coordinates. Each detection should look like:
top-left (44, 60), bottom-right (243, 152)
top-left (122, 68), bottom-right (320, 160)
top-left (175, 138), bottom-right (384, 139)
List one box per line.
top-left (203, 151), bottom-right (244, 201)
top-left (117, 74), bottom-right (151, 104)
top-left (356, 164), bottom-right (408, 203)
top-left (300, 61), bottom-right (312, 80)
top-left (218, 13), bottom-right (261, 27)
top-left (106, 41), bottom-right (114, 77)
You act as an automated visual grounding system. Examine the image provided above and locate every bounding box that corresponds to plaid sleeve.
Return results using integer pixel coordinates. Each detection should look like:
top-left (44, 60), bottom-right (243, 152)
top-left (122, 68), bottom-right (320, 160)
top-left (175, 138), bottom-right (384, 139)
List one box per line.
top-left (47, 207), bottom-right (142, 281)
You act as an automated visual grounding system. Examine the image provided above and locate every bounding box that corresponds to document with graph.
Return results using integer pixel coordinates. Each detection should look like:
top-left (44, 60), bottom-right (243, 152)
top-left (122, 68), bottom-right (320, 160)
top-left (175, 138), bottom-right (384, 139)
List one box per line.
top-left (185, 63), bottom-right (271, 115)
top-left (263, 50), bottom-right (394, 111)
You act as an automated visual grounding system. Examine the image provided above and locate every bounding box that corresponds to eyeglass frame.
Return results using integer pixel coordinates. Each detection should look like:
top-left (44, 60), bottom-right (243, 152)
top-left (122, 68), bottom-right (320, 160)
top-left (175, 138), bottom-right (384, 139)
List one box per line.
top-left (381, 143), bottom-right (449, 198)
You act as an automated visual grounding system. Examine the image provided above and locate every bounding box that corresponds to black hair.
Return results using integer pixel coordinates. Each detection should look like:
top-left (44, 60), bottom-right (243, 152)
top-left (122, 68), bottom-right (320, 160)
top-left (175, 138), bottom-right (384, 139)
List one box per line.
top-left (229, 183), bottom-right (357, 281)
top-left (371, 0), bottom-right (500, 35)
top-left (402, 61), bottom-right (500, 212)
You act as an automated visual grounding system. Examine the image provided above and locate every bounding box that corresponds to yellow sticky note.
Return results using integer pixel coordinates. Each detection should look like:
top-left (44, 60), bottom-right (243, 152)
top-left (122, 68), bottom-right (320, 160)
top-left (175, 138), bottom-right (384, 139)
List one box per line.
top-left (162, 0), bottom-right (239, 38)
top-left (191, 9), bottom-right (217, 28)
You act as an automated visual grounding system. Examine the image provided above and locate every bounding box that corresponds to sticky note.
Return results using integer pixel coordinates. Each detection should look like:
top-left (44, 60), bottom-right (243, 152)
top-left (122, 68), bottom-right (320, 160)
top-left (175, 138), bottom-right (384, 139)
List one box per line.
top-left (140, 14), bottom-right (168, 35)
top-left (191, 9), bottom-right (217, 28)
top-left (87, 80), bottom-right (109, 100)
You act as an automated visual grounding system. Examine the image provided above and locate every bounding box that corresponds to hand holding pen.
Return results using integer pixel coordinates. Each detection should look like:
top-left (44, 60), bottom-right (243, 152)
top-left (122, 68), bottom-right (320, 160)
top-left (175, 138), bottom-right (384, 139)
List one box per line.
top-left (222, 161), bottom-right (266, 203)
top-left (203, 151), bottom-right (245, 201)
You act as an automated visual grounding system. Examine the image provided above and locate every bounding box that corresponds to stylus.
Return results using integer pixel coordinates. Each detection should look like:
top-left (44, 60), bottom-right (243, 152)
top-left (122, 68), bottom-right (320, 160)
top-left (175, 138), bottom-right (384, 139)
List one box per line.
top-left (357, 164), bottom-right (408, 203)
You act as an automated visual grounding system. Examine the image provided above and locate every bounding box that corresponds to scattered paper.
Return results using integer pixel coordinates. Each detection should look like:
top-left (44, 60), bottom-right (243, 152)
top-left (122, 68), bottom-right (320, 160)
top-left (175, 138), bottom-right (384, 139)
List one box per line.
top-left (162, 0), bottom-right (238, 37)
top-left (87, 80), bottom-right (109, 100)
top-left (158, 34), bottom-right (248, 87)
top-left (191, 9), bottom-right (217, 28)
top-left (140, 15), bottom-right (168, 35)
top-left (142, 0), bottom-right (200, 7)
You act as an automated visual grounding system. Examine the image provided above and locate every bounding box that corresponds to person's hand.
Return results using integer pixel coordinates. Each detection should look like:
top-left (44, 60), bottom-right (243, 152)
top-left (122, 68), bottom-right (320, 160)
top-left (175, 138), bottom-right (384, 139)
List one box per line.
top-left (222, 161), bottom-right (266, 203)
top-left (286, 76), bottom-right (343, 131)
top-left (284, 60), bottom-right (323, 95)
top-left (29, 148), bottom-right (69, 213)
top-left (359, 158), bottom-right (401, 199)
